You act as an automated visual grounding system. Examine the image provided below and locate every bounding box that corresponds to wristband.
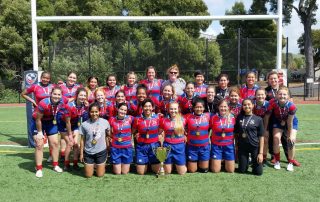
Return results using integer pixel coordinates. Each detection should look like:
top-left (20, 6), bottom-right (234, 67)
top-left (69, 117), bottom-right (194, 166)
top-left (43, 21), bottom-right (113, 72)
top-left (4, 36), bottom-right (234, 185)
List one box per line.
top-left (37, 131), bottom-right (44, 139)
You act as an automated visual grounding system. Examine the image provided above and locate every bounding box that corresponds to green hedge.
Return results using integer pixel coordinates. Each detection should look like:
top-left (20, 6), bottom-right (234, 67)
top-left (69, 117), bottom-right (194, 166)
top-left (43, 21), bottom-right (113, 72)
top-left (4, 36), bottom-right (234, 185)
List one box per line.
top-left (0, 89), bottom-right (25, 104)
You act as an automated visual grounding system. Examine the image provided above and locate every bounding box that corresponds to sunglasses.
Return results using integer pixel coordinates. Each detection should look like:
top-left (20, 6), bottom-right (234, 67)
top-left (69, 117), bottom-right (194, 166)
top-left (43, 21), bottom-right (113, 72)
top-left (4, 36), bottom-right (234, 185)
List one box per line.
top-left (170, 72), bottom-right (178, 75)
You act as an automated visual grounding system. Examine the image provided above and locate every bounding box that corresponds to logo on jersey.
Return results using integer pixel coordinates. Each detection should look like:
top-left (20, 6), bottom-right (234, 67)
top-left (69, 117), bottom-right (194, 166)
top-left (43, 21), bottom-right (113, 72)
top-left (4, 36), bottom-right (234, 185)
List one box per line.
top-left (26, 73), bottom-right (37, 85)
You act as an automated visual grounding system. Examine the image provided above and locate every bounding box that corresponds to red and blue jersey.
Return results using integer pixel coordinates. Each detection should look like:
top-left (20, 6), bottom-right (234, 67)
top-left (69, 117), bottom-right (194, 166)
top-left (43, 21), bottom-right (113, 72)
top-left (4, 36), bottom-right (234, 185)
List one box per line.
top-left (98, 101), bottom-right (113, 119)
top-left (26, 83), bottom-right (54, 104)
top-left (63, 101), bottom-right (89, 125)
top-left (178, 93), bottom-right (198, 115)
top-left (107, 101), bottom-right (131, 118)
top-left (123, 84), bottom-right (137, 102)
top-left (240, 84), bottom-right (259, 99)
top-left (157, 96), bottom-right (177, 117)
top-left (33, 98), bottom-right (66, 121)
top-left (267, 99), bottom-right (297, 121)
top-left (129, 97), bottom-right (158, 117)
top-left (228, 101), bottom-right (242, 118)
top-left (133, 113), bottom-right (160, 144)
top-left (101, 85), bottom-right (120, 102)
top-left (194, 83), bottom-right (208, 98)
top-left (59, 83), bottom-right (82, 100)
top-left (139, 79), bottom-right (163, 100)
top-left (109, 115), bottom-right (134, 148)
top-left (210, 114), bottom-right (235, 146)
top-left (128, 100), bottom-right (143, 117)
top-left (253, 100), bottom-right (270, 118)
top-left (86, 87), bottom-right (97, 104)
top-left (160, 117), bottom-right (186, 144)
top-left (186, 113), bottom-right (211, 147)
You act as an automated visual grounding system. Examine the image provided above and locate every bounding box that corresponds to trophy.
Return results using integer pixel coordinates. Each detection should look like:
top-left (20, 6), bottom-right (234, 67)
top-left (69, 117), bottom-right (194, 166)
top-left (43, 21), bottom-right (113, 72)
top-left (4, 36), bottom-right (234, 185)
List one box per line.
top-left (153, 145), bottom-right (171, 178)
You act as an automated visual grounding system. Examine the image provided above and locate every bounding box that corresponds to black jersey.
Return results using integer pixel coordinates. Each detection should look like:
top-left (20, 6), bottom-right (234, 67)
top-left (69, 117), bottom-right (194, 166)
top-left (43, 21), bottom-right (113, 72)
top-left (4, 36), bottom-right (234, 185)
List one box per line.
top-left (203, 99), bottom-right (216, 114)
top-left (215, 87), bottom-right (229, 99)
top-left (265, 85), bottom-right (292, 101)
top-left (265, 86), bottom-right (277, 101)
top-left (235, 114), bottom-right (264, 147)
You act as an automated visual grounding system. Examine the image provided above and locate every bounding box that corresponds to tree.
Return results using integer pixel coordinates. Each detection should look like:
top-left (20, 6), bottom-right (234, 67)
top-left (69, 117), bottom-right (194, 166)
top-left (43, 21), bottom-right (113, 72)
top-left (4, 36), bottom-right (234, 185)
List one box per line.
top-left (0, 0), bottom-right (31, 73)
top-left (217, 2), bottom-right (246, 74)
top-left (217, 1), bottom-right (277, 78)
top-left (268, 0), bottom-right (318, 95)
top-left (298, 29), bottom-right (320, 74)
top-left (0, 0), bottom-right (31, 90)
top-left (158, 27), bottom-right (222, 79)
top-left (0, 0), bottom-right (222, 88)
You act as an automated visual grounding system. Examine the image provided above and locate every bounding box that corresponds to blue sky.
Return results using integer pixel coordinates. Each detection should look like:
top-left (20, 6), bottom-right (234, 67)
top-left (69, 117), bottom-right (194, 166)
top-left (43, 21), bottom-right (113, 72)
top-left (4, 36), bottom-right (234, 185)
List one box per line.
top-left (202, 0), bottom-right (320, 54)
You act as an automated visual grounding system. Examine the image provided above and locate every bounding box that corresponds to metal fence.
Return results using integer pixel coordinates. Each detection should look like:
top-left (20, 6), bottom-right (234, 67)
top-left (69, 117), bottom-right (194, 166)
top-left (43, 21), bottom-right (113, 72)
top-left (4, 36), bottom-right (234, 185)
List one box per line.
top-left (41, 37), bottom-right (285, 85)
top-left (1, 37), bottom-right (297, 103)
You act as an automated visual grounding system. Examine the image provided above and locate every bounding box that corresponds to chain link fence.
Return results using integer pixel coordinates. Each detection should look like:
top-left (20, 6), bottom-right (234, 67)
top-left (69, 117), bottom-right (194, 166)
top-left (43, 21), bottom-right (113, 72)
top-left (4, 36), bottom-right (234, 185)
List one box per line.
top-left (1, 37), bottom-right (295, 103)
top-left (40, 38), bottom-right (285, 84)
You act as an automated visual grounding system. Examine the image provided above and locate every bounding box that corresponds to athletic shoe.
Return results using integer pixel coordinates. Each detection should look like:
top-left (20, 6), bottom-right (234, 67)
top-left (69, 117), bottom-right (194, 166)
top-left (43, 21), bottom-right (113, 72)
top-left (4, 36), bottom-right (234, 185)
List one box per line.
top-left (73, 164), bottom-right (80, 171)
top-left (291, 159), bottom-right (301, 167)
top-left (47, 156), bottom-right (52, 163)
top-left (64, 165), bottom-right (72, 172)
top-left (274, 161), bottom-right (281, 170)
top-left (287, 163), bottom-right (294, 172)
top-left (53, 166), bottom-right (63, 173)
top-left (271, 157), bottom-right (276, 165)
top-left (36, 169), bottom-right (43, 178)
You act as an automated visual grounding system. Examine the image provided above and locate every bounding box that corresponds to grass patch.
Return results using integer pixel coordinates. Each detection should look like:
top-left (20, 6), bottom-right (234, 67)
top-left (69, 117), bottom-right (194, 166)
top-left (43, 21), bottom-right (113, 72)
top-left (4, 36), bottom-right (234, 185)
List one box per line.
top-left (0, 105), bottom-right (319, 201)
top-left (0, 147), bottom-right (319, 201)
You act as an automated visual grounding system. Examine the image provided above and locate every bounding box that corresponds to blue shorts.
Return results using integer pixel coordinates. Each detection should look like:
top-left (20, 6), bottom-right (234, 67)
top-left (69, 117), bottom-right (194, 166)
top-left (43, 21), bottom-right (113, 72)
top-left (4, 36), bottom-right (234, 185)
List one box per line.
top-left (84, 149), bottom-right (107, 165)
top-left (163, 142), bottom-right (186, 165)
top-left (186, 144), bottom-right (210, 162)
top-left (110, 147), bottom-right (133, 164)
top-left (211, 144), bottom-right (235, 161)
top-left (31, 118), bottom-right (58, 136)
top-left (273, 115), bottom-right (298, 130)
top-left (57, 121), bottom-right (79, 133)
top-left (135, 142), bottom-right (160, 165)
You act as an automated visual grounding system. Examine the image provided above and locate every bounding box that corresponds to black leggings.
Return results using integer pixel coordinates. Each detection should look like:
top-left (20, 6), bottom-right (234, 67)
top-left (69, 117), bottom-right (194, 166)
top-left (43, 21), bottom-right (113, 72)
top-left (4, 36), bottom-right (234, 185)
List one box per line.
top-left (268, 119), bottom-right (289, 159)
top-left (238, 143), bottom-right (263, 176)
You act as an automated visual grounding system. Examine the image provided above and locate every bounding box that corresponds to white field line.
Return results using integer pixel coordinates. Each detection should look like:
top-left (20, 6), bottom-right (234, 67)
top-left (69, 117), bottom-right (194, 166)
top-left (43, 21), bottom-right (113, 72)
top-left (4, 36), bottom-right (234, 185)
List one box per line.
top-left (0, 142), bottom-right (319, 148)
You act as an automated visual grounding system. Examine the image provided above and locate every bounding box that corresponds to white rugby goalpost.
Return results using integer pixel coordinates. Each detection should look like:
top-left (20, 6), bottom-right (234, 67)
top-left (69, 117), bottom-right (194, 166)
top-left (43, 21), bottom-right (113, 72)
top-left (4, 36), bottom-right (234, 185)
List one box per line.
top-left (31, 0), bottom-right (283, 71)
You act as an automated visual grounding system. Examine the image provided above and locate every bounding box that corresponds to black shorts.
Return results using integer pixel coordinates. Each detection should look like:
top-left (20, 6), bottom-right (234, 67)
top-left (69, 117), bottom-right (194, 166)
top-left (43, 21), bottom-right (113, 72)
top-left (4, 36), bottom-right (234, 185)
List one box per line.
top-left (84, 149), bottom-right (107, 165)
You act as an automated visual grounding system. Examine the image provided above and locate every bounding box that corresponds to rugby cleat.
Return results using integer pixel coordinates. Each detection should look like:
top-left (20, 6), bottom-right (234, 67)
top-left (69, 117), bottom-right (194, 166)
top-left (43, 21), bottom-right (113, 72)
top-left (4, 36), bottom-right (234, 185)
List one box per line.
top-left (274, 161), bottom-right (281, 170)
top-left (73, 164), bottom-right (80, 171)
top-left (291, 159), bottom-right (301, 167)
top-left (53, 165), bottom-right (63, 173)
top-left (36, 169), bottom-right (43, 178)
top-left (287, 163), bottom-right (294, 172)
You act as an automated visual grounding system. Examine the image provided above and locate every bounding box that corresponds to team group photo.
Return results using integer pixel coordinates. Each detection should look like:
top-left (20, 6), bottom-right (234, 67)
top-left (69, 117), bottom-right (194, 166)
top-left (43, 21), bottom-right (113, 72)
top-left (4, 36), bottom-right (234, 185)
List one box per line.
top-left (23, 67), bottom-right (300, 178)
top-left (0, 0), bottom-right (319, 201)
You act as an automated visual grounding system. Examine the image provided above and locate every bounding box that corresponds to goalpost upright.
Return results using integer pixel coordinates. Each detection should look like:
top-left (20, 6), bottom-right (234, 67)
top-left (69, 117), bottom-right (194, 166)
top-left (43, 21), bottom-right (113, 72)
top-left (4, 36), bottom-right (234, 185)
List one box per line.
top-left (31, 0), bottom-right (283, 71)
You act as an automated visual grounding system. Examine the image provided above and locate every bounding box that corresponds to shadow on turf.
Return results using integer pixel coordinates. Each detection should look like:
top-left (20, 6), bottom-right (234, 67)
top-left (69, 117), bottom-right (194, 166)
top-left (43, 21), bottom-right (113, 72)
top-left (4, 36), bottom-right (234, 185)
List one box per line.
top-left (0, 132), bottom-right (28, 145)
top-left (6, 151), bottom-right (62, 174)
top-left (6, 152), bottom-right (35, 173)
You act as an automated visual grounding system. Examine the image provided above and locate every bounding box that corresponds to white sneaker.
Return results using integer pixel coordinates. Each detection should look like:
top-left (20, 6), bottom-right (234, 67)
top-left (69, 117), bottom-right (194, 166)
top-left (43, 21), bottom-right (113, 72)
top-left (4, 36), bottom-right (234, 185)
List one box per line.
top-left (274, 161), bottom-right (281, 170)
top-left (36, 169), bottom-right (43, 178)
top-left (287, 163), bottom-right (294, 172)
top-left (47, 156), bottom-right (52, 163)
top-left (53, 166), bottom-right (63, 173)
